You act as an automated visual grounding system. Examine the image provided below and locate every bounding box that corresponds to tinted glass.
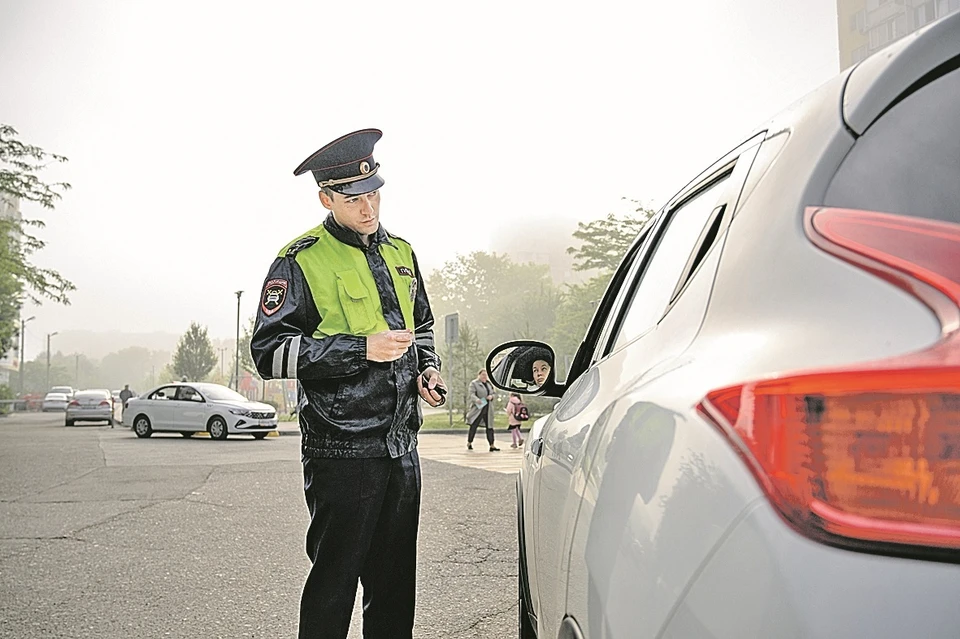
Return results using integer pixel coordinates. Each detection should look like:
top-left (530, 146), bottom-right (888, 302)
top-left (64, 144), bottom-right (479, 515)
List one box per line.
top-left (150, 386), bottom-right (178, 400)
top-left (76, 390), bottom-right (110, 400)
top-left (612, 177), bottom-right (728, 350)
top-left (826, 67), bottom-right (960, 225)
top-left (196, 384), bottom-right (247, 402)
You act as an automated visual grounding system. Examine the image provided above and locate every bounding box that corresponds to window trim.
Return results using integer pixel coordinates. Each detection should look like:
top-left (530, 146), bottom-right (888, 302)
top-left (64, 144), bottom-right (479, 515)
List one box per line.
top-left (562, 132), bottom-right (765, 385)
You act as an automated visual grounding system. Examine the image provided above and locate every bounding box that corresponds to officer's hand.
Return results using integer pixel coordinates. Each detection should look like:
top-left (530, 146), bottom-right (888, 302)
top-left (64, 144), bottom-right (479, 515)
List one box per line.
top-left (417, 367), bottom-right (447, 407)
top-left (366, 329), bottom-right (414, 362)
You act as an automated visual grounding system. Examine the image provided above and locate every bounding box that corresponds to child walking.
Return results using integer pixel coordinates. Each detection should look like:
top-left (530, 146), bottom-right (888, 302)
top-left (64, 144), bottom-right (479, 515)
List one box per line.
top-left (506, 392), bottom-right (526, 448)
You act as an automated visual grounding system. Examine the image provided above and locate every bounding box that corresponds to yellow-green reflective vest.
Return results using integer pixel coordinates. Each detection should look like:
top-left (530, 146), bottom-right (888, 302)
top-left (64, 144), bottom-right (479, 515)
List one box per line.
top-left (279, 226), bottom-right (416, 338)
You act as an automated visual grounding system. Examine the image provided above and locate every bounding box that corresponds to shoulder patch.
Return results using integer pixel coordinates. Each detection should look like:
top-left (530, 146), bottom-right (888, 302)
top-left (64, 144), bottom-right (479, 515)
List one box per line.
top-left (285, 236), bottom-right (318, 257)
top-left (261, 279), bottom-right (288, 316)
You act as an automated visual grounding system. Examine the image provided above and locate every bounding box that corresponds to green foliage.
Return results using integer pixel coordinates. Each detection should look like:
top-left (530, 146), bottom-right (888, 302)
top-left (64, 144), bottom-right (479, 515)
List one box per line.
top-left (438, 321), bottom-right (486, 417)
top-left (0, 125), bottom-right (75, 360)
top-left (239, 315), bottom-right (258, 378)
top-left (172, 322), bottom-right (217, 382)
top-left (426, 251), bottom-right (560, 351)
top-left (547, 273), bottom-right (614, 373)
top-left (566, 204), bottom-right (656, 273)
top-left (19, 358), bottom-right (71, 395)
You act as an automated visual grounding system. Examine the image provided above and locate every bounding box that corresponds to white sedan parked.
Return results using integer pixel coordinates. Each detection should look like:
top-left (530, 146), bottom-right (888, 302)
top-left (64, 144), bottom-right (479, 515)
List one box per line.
top-left (123, 382), bottom-right (278, 440)
top-left (42, 392), bottom-right (69, 412)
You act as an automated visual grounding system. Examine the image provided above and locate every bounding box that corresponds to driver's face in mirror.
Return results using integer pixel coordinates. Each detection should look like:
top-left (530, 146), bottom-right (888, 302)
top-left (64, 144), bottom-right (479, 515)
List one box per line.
top-left (489, 343), bottom-right (555, 391)
top-left (532, 359), bottom-right (551, 387)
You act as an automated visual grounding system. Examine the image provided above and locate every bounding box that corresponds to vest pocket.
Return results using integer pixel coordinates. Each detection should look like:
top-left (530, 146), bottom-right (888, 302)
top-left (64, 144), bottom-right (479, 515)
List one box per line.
top-left (335, 270), bottom-right (377, 334)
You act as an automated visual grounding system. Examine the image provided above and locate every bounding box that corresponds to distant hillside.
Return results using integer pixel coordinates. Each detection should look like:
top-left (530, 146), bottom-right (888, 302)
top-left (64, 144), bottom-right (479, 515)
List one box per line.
top-left (49, 331), bottom-right (236, 361)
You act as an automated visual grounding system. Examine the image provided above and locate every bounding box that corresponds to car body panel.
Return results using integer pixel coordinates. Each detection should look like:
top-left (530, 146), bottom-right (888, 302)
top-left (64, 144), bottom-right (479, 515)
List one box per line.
top-left (842, 12), bottom-right (960, 135)
top-left (513, 13), bottom-right (960, 638)
top-left (662, 502), bottom-right (960, 639)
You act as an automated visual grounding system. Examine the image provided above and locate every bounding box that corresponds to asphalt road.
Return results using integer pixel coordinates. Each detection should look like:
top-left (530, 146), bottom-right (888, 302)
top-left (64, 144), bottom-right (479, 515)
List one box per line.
top-left (0, 413), bottom-right (519, 638)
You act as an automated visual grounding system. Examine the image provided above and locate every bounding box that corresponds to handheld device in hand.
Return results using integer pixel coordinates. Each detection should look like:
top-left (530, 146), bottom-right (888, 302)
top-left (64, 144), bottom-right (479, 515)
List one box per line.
top-left (421, 373), bottom-right (447, 397)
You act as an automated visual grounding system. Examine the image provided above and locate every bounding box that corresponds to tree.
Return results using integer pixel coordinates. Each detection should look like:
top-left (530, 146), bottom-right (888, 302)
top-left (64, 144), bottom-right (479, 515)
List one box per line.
top-left (0, 125), bottom-right (75, 359)
top-left (548, 273), bottom-right (614, 372)
top-left (426, 251), bottom-right (561, 351)
top-left (566, 203), bottom-right (656, 273)
top-left (441, 321), bottom-right (487, 418)
top-left (172, 323), bottom-right (217, 382)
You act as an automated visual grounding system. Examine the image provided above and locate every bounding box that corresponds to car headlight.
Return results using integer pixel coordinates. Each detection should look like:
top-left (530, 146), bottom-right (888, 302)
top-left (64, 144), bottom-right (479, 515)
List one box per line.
top-left (229, 408), bottom-right (251, 416)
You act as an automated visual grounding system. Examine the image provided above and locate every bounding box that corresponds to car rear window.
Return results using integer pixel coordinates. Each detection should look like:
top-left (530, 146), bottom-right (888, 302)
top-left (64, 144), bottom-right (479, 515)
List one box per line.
top-left (76, 391), bottom-right (109, 400)
top-left (825, 65), bottom-right (960, 225)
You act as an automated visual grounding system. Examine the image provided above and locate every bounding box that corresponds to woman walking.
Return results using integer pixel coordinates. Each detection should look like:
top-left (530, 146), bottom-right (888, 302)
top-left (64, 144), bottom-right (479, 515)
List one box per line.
top-left (466, 369), bottom-right (499, 451)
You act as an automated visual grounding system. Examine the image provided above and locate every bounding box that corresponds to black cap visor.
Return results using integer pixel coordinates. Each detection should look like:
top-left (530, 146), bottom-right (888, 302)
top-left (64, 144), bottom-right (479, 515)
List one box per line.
top-left (330, 173), bottom-right (385, 196)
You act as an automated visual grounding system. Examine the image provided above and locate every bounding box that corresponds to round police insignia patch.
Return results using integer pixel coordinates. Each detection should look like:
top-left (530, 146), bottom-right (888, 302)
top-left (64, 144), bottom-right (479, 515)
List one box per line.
top-left (262, 279), bottom-right (288, 316)
top-left (359, 161), bottom-right (371, 174)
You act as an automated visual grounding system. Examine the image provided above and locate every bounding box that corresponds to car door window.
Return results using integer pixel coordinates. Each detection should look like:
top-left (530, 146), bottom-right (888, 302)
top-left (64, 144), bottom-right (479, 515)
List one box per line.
top-left (611, 176), bottom-right (729, 351)
top-left (149, 386), bottom-right (178, 400)
top-left (177, 386), bottom-right (204, 402)
top-left (589, 221), bottom-right (658, 365)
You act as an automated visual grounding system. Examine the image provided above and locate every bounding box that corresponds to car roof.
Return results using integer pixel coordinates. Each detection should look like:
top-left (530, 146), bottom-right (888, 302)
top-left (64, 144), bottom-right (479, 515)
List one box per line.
top-left (843, 11), bottom-right (960, 135)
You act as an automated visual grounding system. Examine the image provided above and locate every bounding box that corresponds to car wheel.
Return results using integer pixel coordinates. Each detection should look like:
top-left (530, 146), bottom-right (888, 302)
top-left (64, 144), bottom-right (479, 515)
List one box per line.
top-left (252, 432), bottom-right (268, 440)
top-left (208, 416), bottom-right (228, 441)
top-left (180, 432), bottom-right (195, 438)
top-left (65, 419), bottom-right (73, 427)
top-left (133, 415), bottom-right (153, 438)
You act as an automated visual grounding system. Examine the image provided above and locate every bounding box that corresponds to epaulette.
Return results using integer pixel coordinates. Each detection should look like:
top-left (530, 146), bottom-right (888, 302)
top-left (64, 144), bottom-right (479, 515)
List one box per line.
top-left (386, 231), bottom-right (410, 246)
top-left (284, 236), bottom-right (319, 258)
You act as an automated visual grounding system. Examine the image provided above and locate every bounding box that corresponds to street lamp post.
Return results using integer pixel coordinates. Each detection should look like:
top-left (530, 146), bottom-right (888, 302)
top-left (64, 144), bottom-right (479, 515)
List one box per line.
top-left (19, 315), bottom-right (35, 397)
top-left (234, 291), bottom-right (243, 391)
top-left (45, 331), bottom-right (59, 392)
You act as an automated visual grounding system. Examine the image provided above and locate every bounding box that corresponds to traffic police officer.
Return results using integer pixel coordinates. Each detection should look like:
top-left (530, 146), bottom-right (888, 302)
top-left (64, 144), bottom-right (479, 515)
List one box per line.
top-left (250, 128), bottom-right (446, 639)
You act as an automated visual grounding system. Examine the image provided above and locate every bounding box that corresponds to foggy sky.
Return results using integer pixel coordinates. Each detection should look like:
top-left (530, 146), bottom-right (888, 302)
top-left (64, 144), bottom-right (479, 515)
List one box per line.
top-left (0, 0), bottom-right (839, 361)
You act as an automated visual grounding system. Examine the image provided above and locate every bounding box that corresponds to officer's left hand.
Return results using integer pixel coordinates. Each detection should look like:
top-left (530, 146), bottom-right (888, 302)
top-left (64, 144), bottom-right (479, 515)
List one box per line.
top-left (418, 367), bottom-right (447, 407)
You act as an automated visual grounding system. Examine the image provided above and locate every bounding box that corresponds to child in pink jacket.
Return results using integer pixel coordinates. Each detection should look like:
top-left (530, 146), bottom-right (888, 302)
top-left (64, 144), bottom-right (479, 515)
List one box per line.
top-left (505, 393), bottom-right (526, 448)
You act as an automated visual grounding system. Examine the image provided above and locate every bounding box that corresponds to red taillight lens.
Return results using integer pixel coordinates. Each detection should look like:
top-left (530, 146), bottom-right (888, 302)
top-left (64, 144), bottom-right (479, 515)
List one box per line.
top-left (699, 208), bottom-right (960, 552)
top-left (69, 400), bottom-right (80, 407)
top-left (99, 400), bottom-right (111, 407)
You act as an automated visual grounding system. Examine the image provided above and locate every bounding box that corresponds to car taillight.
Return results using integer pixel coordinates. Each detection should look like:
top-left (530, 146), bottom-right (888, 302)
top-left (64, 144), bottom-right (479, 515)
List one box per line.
top-left (99, 400), bottom-right (111, 407)
top-left (698, 207), bottom-right (960, 553)
top-left (69, 400), bottom-right (80, 407)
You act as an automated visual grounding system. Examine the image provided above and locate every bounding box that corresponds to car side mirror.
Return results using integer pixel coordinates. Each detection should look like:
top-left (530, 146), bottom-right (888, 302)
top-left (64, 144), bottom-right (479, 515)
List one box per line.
top-left (485, 340), bottom-right (557, 394)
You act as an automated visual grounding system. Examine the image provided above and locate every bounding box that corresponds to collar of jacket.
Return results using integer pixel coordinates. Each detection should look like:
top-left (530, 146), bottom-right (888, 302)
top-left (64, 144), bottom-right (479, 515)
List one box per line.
top-left (323, 213), bottom-right (396, 250)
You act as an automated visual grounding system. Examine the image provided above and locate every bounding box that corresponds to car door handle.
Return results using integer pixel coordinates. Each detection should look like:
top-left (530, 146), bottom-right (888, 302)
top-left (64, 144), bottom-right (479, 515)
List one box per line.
top-left (530, 438), bottom-right (544, 457)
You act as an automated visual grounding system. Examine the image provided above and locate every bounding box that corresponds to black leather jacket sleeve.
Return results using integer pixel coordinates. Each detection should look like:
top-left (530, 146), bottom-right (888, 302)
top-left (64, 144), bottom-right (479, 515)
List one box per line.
top-left (411, 251), bottom-right (441, 374)
top-left (250, 256), bottom-right (368, 380)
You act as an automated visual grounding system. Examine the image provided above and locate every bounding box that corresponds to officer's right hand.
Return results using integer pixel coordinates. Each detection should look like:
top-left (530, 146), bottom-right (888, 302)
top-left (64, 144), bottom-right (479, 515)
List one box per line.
top-left (366, 329), bottom-right (414, 362)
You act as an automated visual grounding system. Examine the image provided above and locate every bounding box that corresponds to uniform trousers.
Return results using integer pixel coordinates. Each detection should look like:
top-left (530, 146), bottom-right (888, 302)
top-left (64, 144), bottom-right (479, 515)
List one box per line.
top-left (299, 449), bottom-right (421, 639)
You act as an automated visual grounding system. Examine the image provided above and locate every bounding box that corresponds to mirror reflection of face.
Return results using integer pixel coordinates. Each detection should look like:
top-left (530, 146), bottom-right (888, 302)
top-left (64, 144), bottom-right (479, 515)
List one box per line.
top-left (532, 359), bottom-right (551, 387)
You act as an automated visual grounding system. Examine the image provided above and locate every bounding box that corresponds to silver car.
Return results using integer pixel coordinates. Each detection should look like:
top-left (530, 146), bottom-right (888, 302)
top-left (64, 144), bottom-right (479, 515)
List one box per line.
top-left (65, 389), bottom-right (114, 426)
top-left (489, 13), bottom-right (960, 639)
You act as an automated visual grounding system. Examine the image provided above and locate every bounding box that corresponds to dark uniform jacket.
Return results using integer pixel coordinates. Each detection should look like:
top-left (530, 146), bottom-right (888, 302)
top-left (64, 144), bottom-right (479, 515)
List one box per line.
top-left (250, 214), bottom-right (441, 459)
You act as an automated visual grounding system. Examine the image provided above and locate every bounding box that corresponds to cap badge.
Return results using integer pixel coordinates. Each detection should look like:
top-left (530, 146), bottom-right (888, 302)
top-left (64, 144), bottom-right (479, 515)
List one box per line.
top-left (359, 161), bottom-right (371, 175)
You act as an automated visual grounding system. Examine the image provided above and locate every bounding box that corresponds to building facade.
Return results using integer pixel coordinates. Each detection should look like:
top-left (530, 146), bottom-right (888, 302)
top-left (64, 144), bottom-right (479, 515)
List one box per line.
top-left (838, 0), bottom-right (960, 69)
